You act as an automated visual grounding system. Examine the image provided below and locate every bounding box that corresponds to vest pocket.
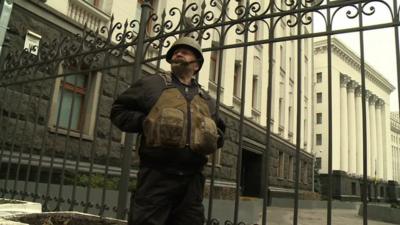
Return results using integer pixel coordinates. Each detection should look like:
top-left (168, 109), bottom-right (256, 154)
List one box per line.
top-left (143, 107), bottom-right (186, 148)
top-left (192, 117), bottom-right (218, 154)
top-left (158, 108), bottom-right (186, 147)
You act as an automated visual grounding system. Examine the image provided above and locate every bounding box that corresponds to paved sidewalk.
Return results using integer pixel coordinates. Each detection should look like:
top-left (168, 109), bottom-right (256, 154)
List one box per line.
top-left (261, 207), bottom-right (397, 225)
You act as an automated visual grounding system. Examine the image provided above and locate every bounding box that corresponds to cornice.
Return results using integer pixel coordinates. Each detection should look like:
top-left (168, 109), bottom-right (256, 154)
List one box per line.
top-left (314, 38), bottom-right (395, 94)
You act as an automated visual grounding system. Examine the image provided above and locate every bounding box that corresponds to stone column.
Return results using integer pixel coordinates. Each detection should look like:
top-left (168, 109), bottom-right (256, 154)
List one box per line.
top-left (347, 81), bottom-right (357, 174)
top-left (375, 99), bottom-right (384, 179)
top-left (355, 86), bottom-right (363, 175)
top-left (369, 94), bottom-right (377, 178)
top-left (340, 74), bottom-right (350, 172)
top-left (365, 90), bottom-right (371, 176)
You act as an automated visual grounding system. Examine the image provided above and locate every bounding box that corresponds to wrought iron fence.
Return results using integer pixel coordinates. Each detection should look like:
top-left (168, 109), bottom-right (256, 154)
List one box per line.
top-left (1, 0), bottom-right (400, 224)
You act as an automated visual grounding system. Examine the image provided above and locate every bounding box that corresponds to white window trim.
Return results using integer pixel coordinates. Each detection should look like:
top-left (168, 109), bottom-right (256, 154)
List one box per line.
top-left (24, 30), bottom-right (41, 55)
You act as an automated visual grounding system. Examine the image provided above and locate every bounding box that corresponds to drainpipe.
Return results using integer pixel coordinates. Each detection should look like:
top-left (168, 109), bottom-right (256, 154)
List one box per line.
top-left (0, 0), bottom-right (13, 57)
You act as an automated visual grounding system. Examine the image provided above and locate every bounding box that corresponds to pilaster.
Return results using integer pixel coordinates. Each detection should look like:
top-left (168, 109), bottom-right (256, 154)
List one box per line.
top-left (347, 81), bottom-right (357, 174)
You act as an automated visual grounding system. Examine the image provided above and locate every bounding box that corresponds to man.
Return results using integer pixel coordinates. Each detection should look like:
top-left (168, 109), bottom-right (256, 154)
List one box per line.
top-left (110, 36), bottom-right (225, 225)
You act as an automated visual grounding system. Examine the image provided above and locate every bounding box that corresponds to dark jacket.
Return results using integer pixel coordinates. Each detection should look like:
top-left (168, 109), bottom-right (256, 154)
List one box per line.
top-left (110, 73), bottom-right (225, 174)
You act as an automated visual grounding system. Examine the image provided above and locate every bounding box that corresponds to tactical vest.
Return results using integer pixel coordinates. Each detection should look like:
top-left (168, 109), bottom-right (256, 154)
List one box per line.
top-left (142, 73), bottom-right (218, 155)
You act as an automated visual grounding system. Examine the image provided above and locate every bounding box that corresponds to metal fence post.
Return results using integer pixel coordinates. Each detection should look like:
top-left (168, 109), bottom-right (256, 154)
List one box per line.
top-left (0, 0), bottom-right (13, 56)
top-left (116, 0), bottom-right (152, 220)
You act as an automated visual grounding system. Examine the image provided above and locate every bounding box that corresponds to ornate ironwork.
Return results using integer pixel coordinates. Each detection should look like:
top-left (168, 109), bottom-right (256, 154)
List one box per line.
top-left (2, 0), bottom-right (399, 85)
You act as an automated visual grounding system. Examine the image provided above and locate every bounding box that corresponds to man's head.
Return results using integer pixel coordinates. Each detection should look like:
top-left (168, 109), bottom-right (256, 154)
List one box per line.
top-left (166, 37), bottom-right (204, 75)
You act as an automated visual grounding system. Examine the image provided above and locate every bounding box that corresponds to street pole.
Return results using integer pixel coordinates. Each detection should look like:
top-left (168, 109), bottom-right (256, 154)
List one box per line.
top-left (0, 0), bottom-right (13, 56)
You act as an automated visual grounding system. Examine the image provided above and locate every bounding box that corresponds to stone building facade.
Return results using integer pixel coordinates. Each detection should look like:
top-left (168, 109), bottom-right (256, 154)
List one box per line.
top-left (313, 38), bottom-right (398, 201)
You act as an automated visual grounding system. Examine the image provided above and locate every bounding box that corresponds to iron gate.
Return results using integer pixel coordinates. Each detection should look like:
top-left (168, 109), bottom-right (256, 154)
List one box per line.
top-left (1, 0), bottom-right (400, 224)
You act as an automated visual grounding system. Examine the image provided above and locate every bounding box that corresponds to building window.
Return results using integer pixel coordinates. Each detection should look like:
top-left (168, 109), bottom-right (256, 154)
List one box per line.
top-left (209, 48), bottom-right (219, 83)
top-left (233, 61), bottom-right (242, 98)
top-left (55, 74), bottom-right (87, 130)
top-left (49, 64), bottom-right (102, 139)
top-left (252, 75), bottom-right (259, 109)
top-left (288, 105), bottom-right (293, 136)
top-left (316, 72), bottom-right (322, 83)
top-left (316, 134), bottom-right (322, 145)
top-left (316, 92), bottom-right (322, 103)
top-left (252, 56), bottom-right (261, 109)
top-left (316, 113), bottom-right (322, 124)
top-left (278, 152), bottom-right (285, 178)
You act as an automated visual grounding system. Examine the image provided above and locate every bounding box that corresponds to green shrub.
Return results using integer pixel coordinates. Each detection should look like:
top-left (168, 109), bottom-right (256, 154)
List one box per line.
top-left (64, 172), bottom-right (137, 191)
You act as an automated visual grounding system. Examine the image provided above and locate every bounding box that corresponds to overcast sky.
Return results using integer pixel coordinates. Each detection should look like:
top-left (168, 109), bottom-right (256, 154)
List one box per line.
top-left (313, 0), bottom-right (399, 111)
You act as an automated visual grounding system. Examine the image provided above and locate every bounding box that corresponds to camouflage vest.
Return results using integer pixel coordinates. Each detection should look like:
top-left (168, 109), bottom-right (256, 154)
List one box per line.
top-left (142, 73), bottom-right (218, 155)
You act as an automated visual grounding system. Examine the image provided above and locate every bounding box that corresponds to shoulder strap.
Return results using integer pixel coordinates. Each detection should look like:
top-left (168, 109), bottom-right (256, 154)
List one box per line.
top-left (198, 87), bottom-right (211, 100)
top-left (158, 72), bottom-right (173, 88)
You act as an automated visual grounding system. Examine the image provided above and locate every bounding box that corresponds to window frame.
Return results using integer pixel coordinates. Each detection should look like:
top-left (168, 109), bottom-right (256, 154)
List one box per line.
top-left (209, 49), bottom-right (219, 83)
top-left (57, 74), bottom-right (88, 131)
top-left (316, 112), bottom-right (322, 124)
top-left (252, 75), bottom-right (259, 109)
top-left (48, 63), bottom-right (102, 140)
top-left (316, 72), bottom-right (322, 83)
top-left (316, 92), bottom-right (322, 103)
top-left (316, 134), bottom-right (322, 145)
top-left (233, 61), bottom-right (242, 98)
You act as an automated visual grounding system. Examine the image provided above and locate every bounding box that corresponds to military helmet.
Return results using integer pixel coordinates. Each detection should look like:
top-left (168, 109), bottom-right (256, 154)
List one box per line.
top-left (166, 36), bottom-right (204, 73)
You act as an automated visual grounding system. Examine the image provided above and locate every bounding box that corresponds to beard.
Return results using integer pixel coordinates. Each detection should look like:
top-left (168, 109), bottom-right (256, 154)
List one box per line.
top-left (171, 60), bottom-right (190, 75)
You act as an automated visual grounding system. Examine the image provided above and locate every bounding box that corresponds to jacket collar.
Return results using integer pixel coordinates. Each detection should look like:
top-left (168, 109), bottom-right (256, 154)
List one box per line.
top-left (171, 72), bottom-right (200, 88)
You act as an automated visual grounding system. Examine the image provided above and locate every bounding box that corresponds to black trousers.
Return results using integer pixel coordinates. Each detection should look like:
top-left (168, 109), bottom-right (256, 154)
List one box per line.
top-left (128, 167), bottom-right (205, 225)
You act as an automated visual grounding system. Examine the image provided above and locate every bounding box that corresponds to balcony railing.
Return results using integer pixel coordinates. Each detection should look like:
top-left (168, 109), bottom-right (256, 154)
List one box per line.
top-left (68, 0), bottom-right (110, 30)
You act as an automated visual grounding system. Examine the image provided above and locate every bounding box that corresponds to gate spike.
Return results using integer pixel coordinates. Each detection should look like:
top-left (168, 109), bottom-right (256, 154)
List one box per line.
top-left (201, 0), bottom-right (206, 9)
